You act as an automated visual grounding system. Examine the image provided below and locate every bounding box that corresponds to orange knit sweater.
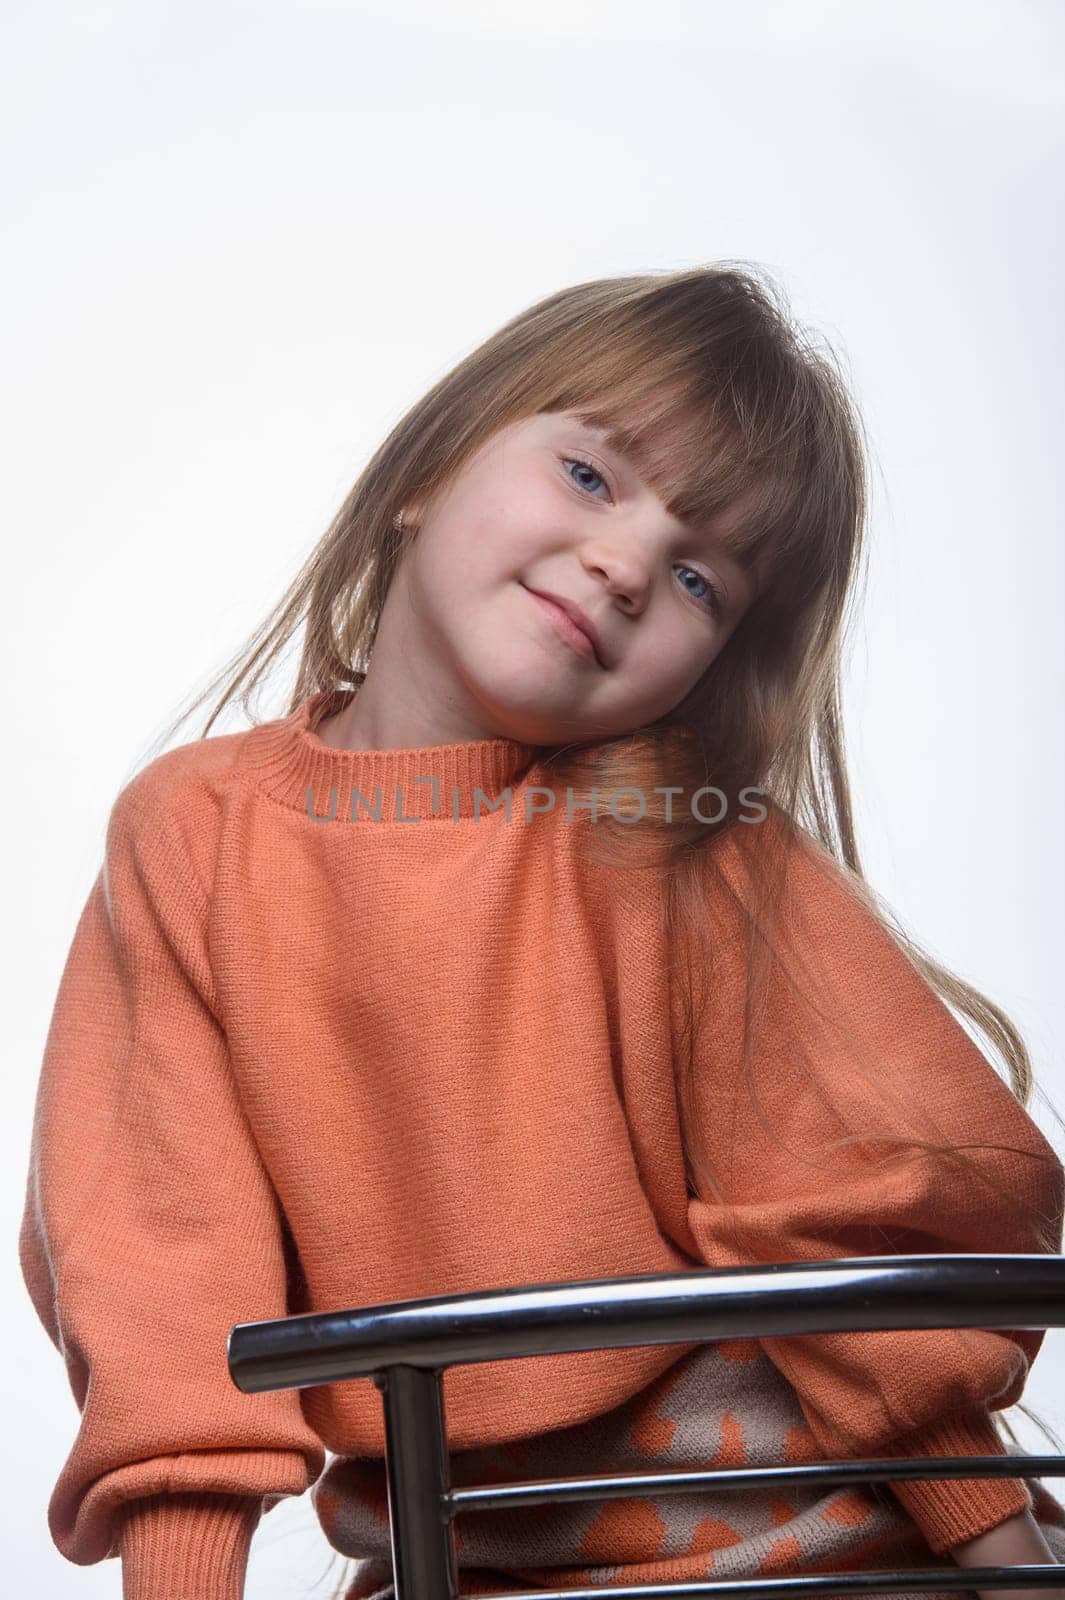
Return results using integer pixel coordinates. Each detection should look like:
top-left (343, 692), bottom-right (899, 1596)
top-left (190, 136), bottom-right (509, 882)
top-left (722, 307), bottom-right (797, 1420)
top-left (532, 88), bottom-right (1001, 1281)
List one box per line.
top-left (19, 686), bottom-right (1065, 1600)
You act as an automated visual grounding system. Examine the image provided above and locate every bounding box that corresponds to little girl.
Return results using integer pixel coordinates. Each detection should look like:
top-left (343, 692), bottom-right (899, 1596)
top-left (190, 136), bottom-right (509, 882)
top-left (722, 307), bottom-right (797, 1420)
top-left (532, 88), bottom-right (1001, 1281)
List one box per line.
top-left (20, 264), bottom-right (1065, 1600)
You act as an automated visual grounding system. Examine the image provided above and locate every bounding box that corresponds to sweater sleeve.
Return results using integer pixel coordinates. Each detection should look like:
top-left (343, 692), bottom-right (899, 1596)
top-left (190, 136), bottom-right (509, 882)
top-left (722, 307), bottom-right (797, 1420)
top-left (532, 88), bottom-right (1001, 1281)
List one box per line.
top-left (681, 811), bottom-right (1065, 1558)
top-left (18, 770), bottom-right (326, 1600)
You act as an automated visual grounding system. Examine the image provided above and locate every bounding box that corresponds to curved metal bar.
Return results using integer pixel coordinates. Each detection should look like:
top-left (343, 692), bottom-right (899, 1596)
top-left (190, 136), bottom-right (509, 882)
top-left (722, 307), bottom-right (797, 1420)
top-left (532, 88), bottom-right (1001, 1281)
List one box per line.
top-left (228, 1254), bottom-right (1065, 1393)
top-left (451, 1573), bottom-right (1064, 1599)
top-left (444, 1455), bottom-right (1065, 1515)
top-left (225, 1255), bottom-right (1065, 1600)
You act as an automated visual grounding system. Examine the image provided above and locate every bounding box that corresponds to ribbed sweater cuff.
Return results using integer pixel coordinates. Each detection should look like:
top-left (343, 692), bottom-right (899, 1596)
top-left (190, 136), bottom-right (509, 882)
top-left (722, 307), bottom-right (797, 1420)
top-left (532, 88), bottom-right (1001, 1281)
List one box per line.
top-left (877, 1411), bottom-right (1034, 1556)
top-left (119, 1491), bottom-right (263, 1600)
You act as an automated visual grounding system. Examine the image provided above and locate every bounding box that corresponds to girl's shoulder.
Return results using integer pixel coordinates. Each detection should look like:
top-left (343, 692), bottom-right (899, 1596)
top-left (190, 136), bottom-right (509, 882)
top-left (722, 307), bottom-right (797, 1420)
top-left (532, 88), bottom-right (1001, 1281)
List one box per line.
top-left (712, 797), bottom-right (880, 900)
top-left (106, 718), bottom-right (269, 903)
top-left (704, 799), bottom-right (844, 902)
top-left (697, 799), bottom-right (899, 982)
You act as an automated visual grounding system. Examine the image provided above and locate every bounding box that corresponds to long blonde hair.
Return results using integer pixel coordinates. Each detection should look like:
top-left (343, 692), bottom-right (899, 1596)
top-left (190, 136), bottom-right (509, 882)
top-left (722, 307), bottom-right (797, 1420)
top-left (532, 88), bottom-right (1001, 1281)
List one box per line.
top-left (140, 263), bottom-right (1064, 1592)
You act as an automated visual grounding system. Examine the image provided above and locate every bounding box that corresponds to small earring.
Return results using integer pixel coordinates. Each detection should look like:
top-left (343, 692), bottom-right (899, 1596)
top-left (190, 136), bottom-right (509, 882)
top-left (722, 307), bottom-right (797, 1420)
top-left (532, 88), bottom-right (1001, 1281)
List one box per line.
top-left (392, 510), bottom-right (405, 534)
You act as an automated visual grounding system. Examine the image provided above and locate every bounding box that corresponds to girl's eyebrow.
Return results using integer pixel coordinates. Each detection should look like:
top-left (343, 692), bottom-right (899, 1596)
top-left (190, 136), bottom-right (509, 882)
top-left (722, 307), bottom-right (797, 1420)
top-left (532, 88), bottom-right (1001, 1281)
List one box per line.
top-left (571, 420), bottom-right (647, 479)
top-left (574, 418), bottom-right (621, 449)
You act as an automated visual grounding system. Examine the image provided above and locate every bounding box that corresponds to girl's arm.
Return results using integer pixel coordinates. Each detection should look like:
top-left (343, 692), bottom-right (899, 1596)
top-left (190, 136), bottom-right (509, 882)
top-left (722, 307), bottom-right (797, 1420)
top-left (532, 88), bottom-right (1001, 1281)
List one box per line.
top-left (950, 1507), bottom-right (1065, 1600)
top-left (680, 812), bottom-right (1065, 1560)
top-left (18, 765), bottom-right (325, 1600)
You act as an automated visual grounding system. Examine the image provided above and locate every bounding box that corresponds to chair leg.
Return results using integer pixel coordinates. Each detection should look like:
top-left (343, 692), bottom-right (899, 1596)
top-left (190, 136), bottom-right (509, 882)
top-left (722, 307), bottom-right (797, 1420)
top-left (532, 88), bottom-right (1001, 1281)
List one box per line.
top-left (378, 1365), bottom-right (460, 1600)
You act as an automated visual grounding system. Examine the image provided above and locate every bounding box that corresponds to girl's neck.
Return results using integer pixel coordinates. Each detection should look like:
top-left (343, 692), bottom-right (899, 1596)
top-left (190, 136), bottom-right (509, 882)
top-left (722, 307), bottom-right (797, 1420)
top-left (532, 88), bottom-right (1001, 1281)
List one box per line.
top-left (246, 688), bottom-right (545, 822)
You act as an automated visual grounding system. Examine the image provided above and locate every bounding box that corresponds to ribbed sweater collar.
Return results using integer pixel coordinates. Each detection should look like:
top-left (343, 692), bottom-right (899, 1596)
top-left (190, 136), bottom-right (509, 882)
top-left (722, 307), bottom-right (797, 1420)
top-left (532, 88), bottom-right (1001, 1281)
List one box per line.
top-left (245, 688), bottom-right (546, 822)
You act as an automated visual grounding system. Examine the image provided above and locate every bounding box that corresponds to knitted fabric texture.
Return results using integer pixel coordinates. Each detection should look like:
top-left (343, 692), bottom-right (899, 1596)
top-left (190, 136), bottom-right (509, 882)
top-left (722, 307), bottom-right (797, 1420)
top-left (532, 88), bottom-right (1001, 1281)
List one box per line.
top-left (19, 686), bottom-right (1065, 1600)
top-left (317, 1341), bottom-right (1065, 1600)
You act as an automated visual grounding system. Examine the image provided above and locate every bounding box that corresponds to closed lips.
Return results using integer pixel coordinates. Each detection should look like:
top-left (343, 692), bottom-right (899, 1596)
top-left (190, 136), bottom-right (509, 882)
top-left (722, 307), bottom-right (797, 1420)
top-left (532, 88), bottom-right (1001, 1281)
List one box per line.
top-left (524, 587), bottom-right (607, 668)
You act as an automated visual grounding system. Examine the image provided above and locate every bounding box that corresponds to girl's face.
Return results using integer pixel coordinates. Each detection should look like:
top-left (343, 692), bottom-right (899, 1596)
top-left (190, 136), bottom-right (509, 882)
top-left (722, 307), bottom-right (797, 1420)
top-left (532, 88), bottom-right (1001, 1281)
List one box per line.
top-left (332, 409), bottom-right (756, 751)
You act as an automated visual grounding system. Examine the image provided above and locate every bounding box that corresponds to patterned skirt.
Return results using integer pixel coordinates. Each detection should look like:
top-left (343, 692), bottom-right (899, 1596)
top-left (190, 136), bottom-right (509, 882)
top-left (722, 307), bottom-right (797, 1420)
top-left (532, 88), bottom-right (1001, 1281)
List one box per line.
top-left (310, 1340), bottom-right (1065, 1600)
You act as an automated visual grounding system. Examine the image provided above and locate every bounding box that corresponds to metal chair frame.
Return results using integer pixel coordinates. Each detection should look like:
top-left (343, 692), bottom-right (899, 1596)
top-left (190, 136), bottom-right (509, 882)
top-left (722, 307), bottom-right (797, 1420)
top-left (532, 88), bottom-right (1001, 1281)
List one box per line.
top-left (228, 1254), bottom-right (1065, 1600)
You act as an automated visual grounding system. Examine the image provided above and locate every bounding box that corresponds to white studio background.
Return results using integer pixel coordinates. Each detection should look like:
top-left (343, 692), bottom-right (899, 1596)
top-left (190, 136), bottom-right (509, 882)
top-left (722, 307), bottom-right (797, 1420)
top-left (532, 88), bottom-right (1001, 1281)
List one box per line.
top-left (3, 1), bottom-right (1063, 1594)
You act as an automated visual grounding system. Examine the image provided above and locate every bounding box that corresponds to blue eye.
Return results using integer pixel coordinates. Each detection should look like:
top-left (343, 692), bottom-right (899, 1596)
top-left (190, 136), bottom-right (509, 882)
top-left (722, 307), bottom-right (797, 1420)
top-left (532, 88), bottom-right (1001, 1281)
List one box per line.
top-left (564, 455), bottom-right (725, 622)
top-left (676, 565), bottom-right (725, 621)
top-left (565, 456), bottom-right (610, 497)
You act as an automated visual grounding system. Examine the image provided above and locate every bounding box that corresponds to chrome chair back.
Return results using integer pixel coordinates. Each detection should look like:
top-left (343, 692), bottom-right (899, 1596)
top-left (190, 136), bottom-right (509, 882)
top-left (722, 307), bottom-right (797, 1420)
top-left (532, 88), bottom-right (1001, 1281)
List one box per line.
top-left (229, 1255), bottom-right (1065, 1600)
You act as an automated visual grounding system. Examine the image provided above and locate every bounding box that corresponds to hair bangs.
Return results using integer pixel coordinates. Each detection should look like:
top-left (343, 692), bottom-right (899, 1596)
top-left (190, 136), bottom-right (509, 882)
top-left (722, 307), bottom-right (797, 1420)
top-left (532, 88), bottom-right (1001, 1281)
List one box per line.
top-left (545, 368), bottom-right (823, 608)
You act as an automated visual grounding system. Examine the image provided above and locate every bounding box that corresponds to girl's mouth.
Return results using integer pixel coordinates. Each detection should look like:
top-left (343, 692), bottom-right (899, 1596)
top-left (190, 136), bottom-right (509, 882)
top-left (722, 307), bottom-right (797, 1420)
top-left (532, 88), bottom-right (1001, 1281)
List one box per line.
top-left (523, 586), bottom-right (604, 668)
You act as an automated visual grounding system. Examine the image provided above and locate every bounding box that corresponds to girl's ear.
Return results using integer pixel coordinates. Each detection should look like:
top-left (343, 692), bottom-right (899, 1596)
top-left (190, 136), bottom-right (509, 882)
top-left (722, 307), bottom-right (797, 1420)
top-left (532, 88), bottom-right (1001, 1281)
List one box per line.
top-left (396, 498), bottom-right (427, 533)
